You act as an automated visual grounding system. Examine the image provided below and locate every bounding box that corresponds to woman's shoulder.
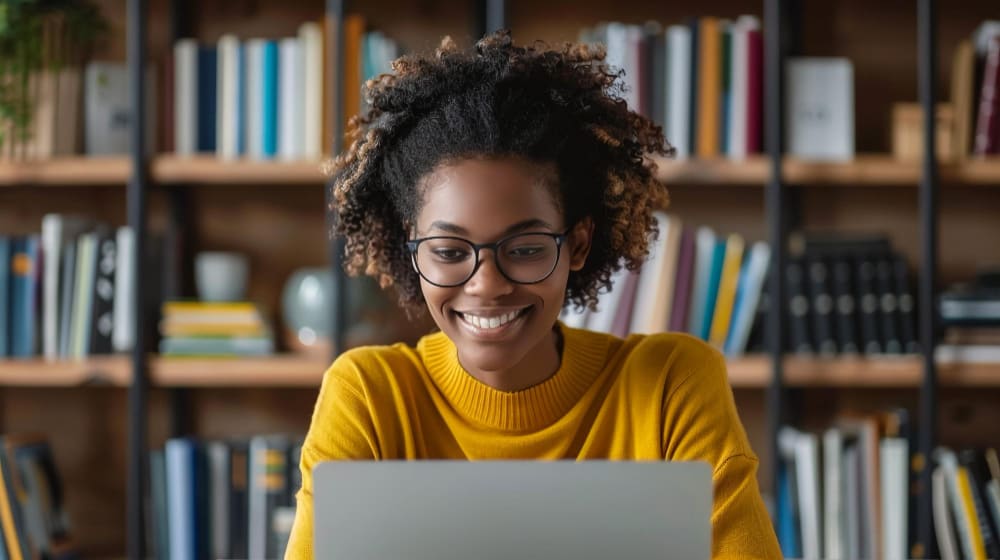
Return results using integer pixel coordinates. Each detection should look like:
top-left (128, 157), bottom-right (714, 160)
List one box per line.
top-left (322, 338), bottom-right (427, 393)
top-left (612, 330), bottom-right (729, 390)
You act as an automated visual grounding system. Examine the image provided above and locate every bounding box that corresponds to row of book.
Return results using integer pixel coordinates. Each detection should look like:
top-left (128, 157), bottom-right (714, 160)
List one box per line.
top-left (167, 16), bottom-right (396, 161)
top-left (560, 216), bottom-right (919, 357)
top-left (0, 434), bottom-right (76, 560)
top-left (580, 16), bottom-right (763, 160)
top-left (159, 301), bottom-right (275, 357)
top-left (150, 435), bottom-right (302, 560)
top-left (776, 412), bottom-right (1000, 560)
top-left (0, 217), bottom-right (135, 360)
top-left (950, 22), bottom-right (1000, 158)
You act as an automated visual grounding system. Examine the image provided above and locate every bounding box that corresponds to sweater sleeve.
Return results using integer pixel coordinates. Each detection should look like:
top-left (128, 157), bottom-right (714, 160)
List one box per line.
top-left (660, 336), bottom-right (782, 560)
top-left (284, 356), bottom-right (380, 560)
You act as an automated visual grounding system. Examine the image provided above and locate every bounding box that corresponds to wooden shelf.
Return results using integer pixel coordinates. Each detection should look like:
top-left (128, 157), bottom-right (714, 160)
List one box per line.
top-left (652, 154), bottom-right (1000, 186)
top-left (4, 154), bottom-right (1000, 187)
top-left (0, 355), bottom-right (328, 387)
top-left (0, 156), bottom-right (327, 186)
top-left (2, 354), bottom-right (999, 388)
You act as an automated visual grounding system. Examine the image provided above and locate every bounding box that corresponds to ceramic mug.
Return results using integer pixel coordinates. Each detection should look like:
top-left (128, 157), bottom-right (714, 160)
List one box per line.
top-left (195, 251), bottom-right (249, 302)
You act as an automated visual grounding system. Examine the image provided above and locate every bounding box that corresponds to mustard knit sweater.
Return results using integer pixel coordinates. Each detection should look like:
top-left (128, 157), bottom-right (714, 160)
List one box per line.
top-left (285, 323), bottom-right (781, 559)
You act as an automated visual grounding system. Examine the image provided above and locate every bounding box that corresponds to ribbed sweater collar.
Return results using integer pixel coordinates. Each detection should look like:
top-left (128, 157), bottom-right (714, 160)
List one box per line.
top-left (416, 322), bottom-right (611, 432)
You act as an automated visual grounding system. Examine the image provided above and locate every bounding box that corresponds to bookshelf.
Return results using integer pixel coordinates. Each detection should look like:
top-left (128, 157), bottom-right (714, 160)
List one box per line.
top-left (7, 154), bottom-right (1000, 187)
top-left (2, 0), bottom-right (999, 557)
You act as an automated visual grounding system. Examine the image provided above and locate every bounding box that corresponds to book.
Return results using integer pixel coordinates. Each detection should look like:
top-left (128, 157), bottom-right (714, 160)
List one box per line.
top-left (686, 226), bottom-right (716, 337)
top-left (216, 34), bottom-right (242, 160)
top-left (197, 46), bottom-right (218, 153)
top-left (173, 39), bottom-right (199, 156)
top-left (973, 36), bottom-right (1000, 155)
top-left (668, 227), bottom-right (696, 333)
top-left (934, 465), bottom-right (960, 560)
top-left (786, 57), bottom-right (854, 160)
top-left (708, 233), bottom-right (744, 348)
top-left (724, 241), bottom-right (769, 356)
top-left (696, 17), bottom-right (721, 158)
top-left (880, 437), bottom-right (909, 560)
top-left (951, 40), bottom-right (976, 158)
top-left (278, 37), bottom-right (304, 161)
top-left (10, 236), bottom-right (40, 358)
top-left (248, 435), bottom-right (293, 560)
top-left (823, 428), bottom-right (846, 560)
top-left (299, 22), bottom-right (324, 160)
top-left (0, 237), bottom-right (10, 358)
top-left (41, 215), bottom-right (90, 361)
top-left (666, 25), bottom-right (692, 158)
top-left (89, 231), bottom-right (116, 355)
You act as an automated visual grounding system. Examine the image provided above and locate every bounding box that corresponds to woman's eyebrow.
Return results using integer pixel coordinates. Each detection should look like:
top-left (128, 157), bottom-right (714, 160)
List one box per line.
top-left (427, 218), bottom-right (555, 236)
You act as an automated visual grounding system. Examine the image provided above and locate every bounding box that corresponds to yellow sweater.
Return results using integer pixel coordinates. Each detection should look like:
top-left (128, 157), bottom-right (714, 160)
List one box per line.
top-left (285, 324), bottom-right (781, 559)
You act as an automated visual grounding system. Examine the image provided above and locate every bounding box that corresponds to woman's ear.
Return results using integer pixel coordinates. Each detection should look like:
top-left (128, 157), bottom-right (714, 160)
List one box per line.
top-left (568, 217), bottom-right (594, 272)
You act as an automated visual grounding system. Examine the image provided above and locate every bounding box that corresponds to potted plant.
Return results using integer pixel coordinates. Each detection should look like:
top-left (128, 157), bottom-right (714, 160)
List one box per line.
top-left (0, 0), bottom-right (107, 159)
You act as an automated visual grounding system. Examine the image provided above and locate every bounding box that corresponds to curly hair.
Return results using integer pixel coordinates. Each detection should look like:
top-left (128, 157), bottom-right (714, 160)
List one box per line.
top-left (328, 30), bottom-right (673, 313)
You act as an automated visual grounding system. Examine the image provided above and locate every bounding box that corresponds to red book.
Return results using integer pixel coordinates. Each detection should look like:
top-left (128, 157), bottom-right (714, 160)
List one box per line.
top-left (669, 227), bottom-right (696, 332)
top-left (745, 26), bottom-right (764, 154)
top-left (973, 36), bottom-right (1000, 155)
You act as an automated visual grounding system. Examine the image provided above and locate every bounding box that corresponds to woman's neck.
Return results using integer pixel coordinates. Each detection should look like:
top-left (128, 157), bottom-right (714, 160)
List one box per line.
top-left (459, 325), bottom-right (563, 392)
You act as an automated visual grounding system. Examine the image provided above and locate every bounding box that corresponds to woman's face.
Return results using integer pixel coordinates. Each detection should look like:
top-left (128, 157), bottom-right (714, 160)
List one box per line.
top-left (412, 157), bottom-right (592, 378)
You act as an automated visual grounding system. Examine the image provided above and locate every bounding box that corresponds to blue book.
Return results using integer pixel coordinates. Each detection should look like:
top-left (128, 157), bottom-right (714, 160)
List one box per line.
top-left (236, 43), bottom-right (247, 156)
top-left (197, 46), bottom-right (218, 153)
top-left (0, 236), bottom-right (10, 358)
top-left (724, 254), bottom-right (752, 354)
top-left (698, 240), bottom-right (727, 341)
top-left (166, 438), bottom-right (200, 560)
top-left (776, 461), bottom-right (802, 558)
top-left (261, 40), bottom-right (279, 158)
top-left (11, 236), bottom-right (40, 358)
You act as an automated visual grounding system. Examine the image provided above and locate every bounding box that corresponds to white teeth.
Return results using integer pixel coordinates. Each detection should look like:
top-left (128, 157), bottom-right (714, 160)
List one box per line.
top-left (460, 308), bottom-right (525, 330)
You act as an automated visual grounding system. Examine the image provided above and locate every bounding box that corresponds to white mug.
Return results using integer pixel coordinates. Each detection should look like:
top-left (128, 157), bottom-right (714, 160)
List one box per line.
top-left (195, 251), bottom-right (249, 302)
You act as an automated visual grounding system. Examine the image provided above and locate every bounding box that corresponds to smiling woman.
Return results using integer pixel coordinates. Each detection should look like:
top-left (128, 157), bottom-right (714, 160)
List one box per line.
top-left (286, 30), bottom-right (782, 560)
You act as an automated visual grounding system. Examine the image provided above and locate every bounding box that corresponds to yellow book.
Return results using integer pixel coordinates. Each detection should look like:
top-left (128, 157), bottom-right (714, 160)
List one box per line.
top-left (160, 322), bottom-right (268, 338)
top-left (0, 454), bottom-right (24, 560)
top-left (697, 17), bottom-right (721, 158)
top-left (162, 301), bottom-right (258, 314)
top-left (342, 14), bottom-right (366, 144)
top-left (709, 233), bottom-right (745, 348)
top-left (956, 467), bottom-right (988, 560)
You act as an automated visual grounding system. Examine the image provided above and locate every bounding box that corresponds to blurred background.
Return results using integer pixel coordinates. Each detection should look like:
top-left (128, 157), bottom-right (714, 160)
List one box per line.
top-left (1, 0), bottom-right (999, 558)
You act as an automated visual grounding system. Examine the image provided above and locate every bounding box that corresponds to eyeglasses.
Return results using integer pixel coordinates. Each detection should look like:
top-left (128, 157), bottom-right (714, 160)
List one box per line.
top-left (405, 228), bottom-right (572, 288)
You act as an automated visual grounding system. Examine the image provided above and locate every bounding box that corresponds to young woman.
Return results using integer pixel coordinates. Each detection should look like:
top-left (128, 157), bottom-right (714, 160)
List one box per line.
top-left (286, 31), bottom-right (781, 559)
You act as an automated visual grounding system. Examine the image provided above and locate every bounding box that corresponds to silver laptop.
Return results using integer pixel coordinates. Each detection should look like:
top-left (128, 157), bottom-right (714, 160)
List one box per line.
top-left (313, 460), bottom-right (711, 560)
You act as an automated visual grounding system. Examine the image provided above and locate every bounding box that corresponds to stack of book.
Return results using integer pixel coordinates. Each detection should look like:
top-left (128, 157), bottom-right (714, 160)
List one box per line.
top-left (0, 434), bottom-right (76, 559)
top-left (580, 15), bottom-right (764, 160)
top-left (937, 270), bottom-right (1000, 363)
top-left (950, 21), bottom-right (1000, 158)
top-left (150, 435), bottom-right (302, 560)
top-left (776, 413), bottom-right (1000, 560)
top-left (0, 215), bottom-right (141, 360)
top-left (167, 16), bottom-right (398, 161)
top-left (159, 301), bottom-right (274, 357)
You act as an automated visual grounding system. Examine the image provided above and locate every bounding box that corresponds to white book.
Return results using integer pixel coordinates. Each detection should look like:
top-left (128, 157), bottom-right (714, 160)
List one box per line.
top-left (686, 226), bottom-right (717, 336)
top-left (823, 428), bottom-right (846, 560)
top-left (934, 447), bottom-right (979, 560)
top-left (585, 262), bottom-right (631, 334)
top-left (630, 212), bottom-right (675, 334)
top-left (935, 344), bottom-right (1000, 363)
top-left (666, 25), bottom-right (692, 159)
top-left (786, 57), bottom-right (855, 161)
top-left (793, 430), bottom-right (822, 560)
top-left (216, 34), bottom-right (241, 160)
top-left (278, 37), bottom-right (304, 161)
top-left (933, 465), bottom-right (960, 560)
top-left (113, 226), bottom-right (134, 353)
top-left (165, 440), bottom-right (196, 560)
top-left (880, 437), bottom-right (909, 560)
top-left (71, 233), bottom-right (97, 359)
top-left (41, 215), bottom-right (90, 361)
top-left (244, 39), bottom-right (265, 160)
top-left (174, 39), bottom-right (199, 157)
top-left (299, 22), bottom-right (324, 160)
top-left (605, 24), bottom-right (636, 111)
top-left (728, 17), bottom-right (757, 159)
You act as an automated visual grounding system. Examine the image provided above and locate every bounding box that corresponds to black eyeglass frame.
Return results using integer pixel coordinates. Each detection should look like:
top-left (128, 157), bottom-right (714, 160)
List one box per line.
top-left (404, 227), bottom-right (573, 288)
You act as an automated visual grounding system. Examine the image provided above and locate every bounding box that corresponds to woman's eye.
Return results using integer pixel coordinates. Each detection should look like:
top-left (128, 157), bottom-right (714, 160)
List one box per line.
top-left (432, 249), bottom-right (469, 261)
top-left (508, 246), bottom-right (544, 258)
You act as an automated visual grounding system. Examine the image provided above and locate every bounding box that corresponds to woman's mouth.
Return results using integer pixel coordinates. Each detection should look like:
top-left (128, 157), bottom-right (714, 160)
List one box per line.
top-left (453, 306), bottom-right (533, 338)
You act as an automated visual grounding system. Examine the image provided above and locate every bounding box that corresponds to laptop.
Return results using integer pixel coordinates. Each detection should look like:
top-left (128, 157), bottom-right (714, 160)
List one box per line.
top-left (313, 460), bottom-right (711, 560)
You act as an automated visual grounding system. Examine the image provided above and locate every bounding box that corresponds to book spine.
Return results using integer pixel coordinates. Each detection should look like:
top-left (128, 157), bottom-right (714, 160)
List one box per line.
top-left (973, 37), bottom-right (1000, 155)
top-left (831, 256), bottom-right (859, 354)
top-left (197, 46), bottom-right (218, 153)
top-left (876, 257), bottom-right (902, 354)
top-left (894, 256), bottom-right (919, 353)
top-left (786, 257), bottom-right (813, 354)
top-left (0, 237), bottom-right (10, 358)
top-left (806, 254), bottom-right (837, 355)
top-left (89, 233), bottom-right (116, 355)
top-left (855, 257), bottom-right (882, 354)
